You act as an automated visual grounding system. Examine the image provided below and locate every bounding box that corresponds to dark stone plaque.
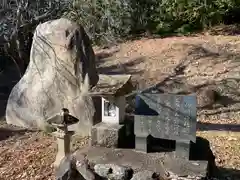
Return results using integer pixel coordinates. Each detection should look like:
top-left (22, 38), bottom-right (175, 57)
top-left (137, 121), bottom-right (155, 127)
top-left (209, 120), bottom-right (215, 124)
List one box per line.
top-left (134, 93), bottom-right (197, 159)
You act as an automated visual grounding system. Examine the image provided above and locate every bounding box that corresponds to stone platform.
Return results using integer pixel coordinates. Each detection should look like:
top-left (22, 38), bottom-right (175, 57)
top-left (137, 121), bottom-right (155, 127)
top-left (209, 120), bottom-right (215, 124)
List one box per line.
top-left (74, 146), bottom-right (209, 178)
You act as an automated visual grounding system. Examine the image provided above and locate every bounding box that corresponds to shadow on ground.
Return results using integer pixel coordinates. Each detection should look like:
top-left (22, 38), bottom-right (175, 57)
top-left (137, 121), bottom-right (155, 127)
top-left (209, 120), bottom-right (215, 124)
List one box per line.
top-left (97, 55), bottom-right (145, 75)
top-left (207, 24), bottom-right (240, 36)
top-left (217, 167), bottom-right (240, 180)
top-left (0, 127), bottom-right (35, 141)
top-left (197, 122), bottom-right (240, 132)
top-left (191, 137), bottom-right (240, 179)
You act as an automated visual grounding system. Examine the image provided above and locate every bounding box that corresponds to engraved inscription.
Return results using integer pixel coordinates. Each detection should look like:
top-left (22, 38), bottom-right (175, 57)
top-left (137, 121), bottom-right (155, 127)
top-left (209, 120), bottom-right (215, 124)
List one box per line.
top-left (140, 119), bottom-right (145, 133)
top-left (148, 119), bottom-right (152, 133)
top-left (134, 93), bottom-right (197, 142)
top-left (173, 97), bottom-right (181, 136)
top-left (182, 101), bottom-right (191, 134)
top-left (156, 120), bottom-right (161, 132)
top-left (164, 99), bottom-right (171, 136)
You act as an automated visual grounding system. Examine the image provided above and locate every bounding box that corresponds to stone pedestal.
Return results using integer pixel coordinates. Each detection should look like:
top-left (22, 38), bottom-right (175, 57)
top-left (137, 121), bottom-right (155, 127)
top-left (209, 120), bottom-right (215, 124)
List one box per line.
top-left (135, 135), bottom-right (148, 152)
top-left (91, 122), bottom-right (125, 148)
top-left (52, 130), bottom-right (74, 168)
top-left (175, 140), bottom-right (190, 160)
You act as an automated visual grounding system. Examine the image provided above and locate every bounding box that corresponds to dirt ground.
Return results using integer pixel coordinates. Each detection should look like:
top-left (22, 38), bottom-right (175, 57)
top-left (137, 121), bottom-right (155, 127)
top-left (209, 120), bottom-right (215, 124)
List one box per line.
top-left (0, 31), bottom-right (240, 179)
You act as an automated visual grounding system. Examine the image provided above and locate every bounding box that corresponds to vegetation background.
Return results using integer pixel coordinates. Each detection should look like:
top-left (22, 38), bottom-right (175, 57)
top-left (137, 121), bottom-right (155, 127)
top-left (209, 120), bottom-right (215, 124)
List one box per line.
top-left (65, 0), bottom-right (240, 44)
top-left (1, 0), bottom-right (240, 73)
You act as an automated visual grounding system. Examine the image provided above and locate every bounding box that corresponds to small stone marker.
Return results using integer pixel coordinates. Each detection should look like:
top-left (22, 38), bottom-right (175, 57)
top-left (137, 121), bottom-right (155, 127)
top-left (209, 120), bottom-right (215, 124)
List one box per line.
top-left (47, 108), bottom-right (79, 168)
top-left (134, 93), bottom-right (197, 160)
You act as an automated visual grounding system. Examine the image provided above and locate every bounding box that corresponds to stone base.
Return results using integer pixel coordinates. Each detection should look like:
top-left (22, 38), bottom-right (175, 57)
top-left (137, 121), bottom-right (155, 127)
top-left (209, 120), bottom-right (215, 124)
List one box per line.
top-left (74, 147), bottom-right (210, 179)
top-left (91, 122), bottom-right (125, 148)
top-left (163, 155), bottom-right (208, 177)
top-left (52, 131), bottom-right (74, 169)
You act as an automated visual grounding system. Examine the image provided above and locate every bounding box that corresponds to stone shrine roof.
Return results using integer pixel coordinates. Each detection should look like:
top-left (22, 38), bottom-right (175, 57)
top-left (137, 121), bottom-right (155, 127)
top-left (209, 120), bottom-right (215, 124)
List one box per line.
top-left (90, 74), bottom-right (134, 97)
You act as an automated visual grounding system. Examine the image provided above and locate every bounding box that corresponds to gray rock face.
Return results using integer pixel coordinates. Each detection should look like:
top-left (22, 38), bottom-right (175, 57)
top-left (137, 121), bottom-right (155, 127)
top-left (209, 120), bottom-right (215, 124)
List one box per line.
top-left (56, 156), bottom-right (81, 180)
top-left (130, 170), bottom-right (160, 180)
top-left (57, 152), bottom-right (212, 180)
top-left (6, 18), bottom-right (99, 136)
top-left (56, 156), bottom-right (95, 180)
top-left (75, 155), bottom-right (96, 180)
top-left (94, 164), bottom-right (132, 180)
top-left (166, 171), bottom-right (203, 180)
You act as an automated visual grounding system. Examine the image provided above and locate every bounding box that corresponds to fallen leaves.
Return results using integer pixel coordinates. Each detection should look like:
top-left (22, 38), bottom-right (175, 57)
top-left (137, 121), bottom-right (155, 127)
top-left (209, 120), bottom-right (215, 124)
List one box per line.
top-left (197, 131), bottom-right (240, 170)
top-left (0, 132), bottom-right (56, 180)
top-left (0, 126), bottom-right (90, 180)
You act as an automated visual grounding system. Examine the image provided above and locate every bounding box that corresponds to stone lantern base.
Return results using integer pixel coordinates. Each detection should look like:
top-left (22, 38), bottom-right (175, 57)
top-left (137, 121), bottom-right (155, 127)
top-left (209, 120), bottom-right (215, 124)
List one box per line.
top-left (52, 130), bottom-right (74, 168)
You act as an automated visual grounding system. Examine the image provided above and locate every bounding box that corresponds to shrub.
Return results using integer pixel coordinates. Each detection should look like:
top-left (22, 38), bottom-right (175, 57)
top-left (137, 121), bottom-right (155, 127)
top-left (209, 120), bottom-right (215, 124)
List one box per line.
top-left (134, 0), bottom-right (240, 35)
top-left (64, 0), bottom-right (240, 44)
top-left (64, 0), bottom-right (133, 45)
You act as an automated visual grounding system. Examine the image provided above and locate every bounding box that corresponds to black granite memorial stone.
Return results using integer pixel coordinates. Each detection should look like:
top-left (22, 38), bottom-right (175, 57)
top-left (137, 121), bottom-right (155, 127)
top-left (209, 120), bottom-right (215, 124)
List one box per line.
top-left (134, 93), bottom-right (197, 160)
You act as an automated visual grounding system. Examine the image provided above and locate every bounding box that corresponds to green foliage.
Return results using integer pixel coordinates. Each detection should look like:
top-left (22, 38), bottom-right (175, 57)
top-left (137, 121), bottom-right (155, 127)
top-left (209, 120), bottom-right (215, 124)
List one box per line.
top-left (64, 0), bottom-right (240, 44)
top-left (136, 0), bottom-right (240, 34)
top-left (64, 0), bottom-right (133, 45)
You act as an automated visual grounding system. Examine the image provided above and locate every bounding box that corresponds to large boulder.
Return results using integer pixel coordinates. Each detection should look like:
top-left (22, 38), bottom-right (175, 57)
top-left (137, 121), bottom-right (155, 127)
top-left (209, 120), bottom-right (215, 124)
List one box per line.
top-left (6, 18), bottom-right (99, 136)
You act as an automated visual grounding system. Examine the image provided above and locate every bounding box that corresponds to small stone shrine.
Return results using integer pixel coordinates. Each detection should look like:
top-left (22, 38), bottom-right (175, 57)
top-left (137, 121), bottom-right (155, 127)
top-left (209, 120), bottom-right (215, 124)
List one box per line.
top-left (134, 92), bottom-right (197, 160)
top-left (90, 74), bottom-right (134, 148)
